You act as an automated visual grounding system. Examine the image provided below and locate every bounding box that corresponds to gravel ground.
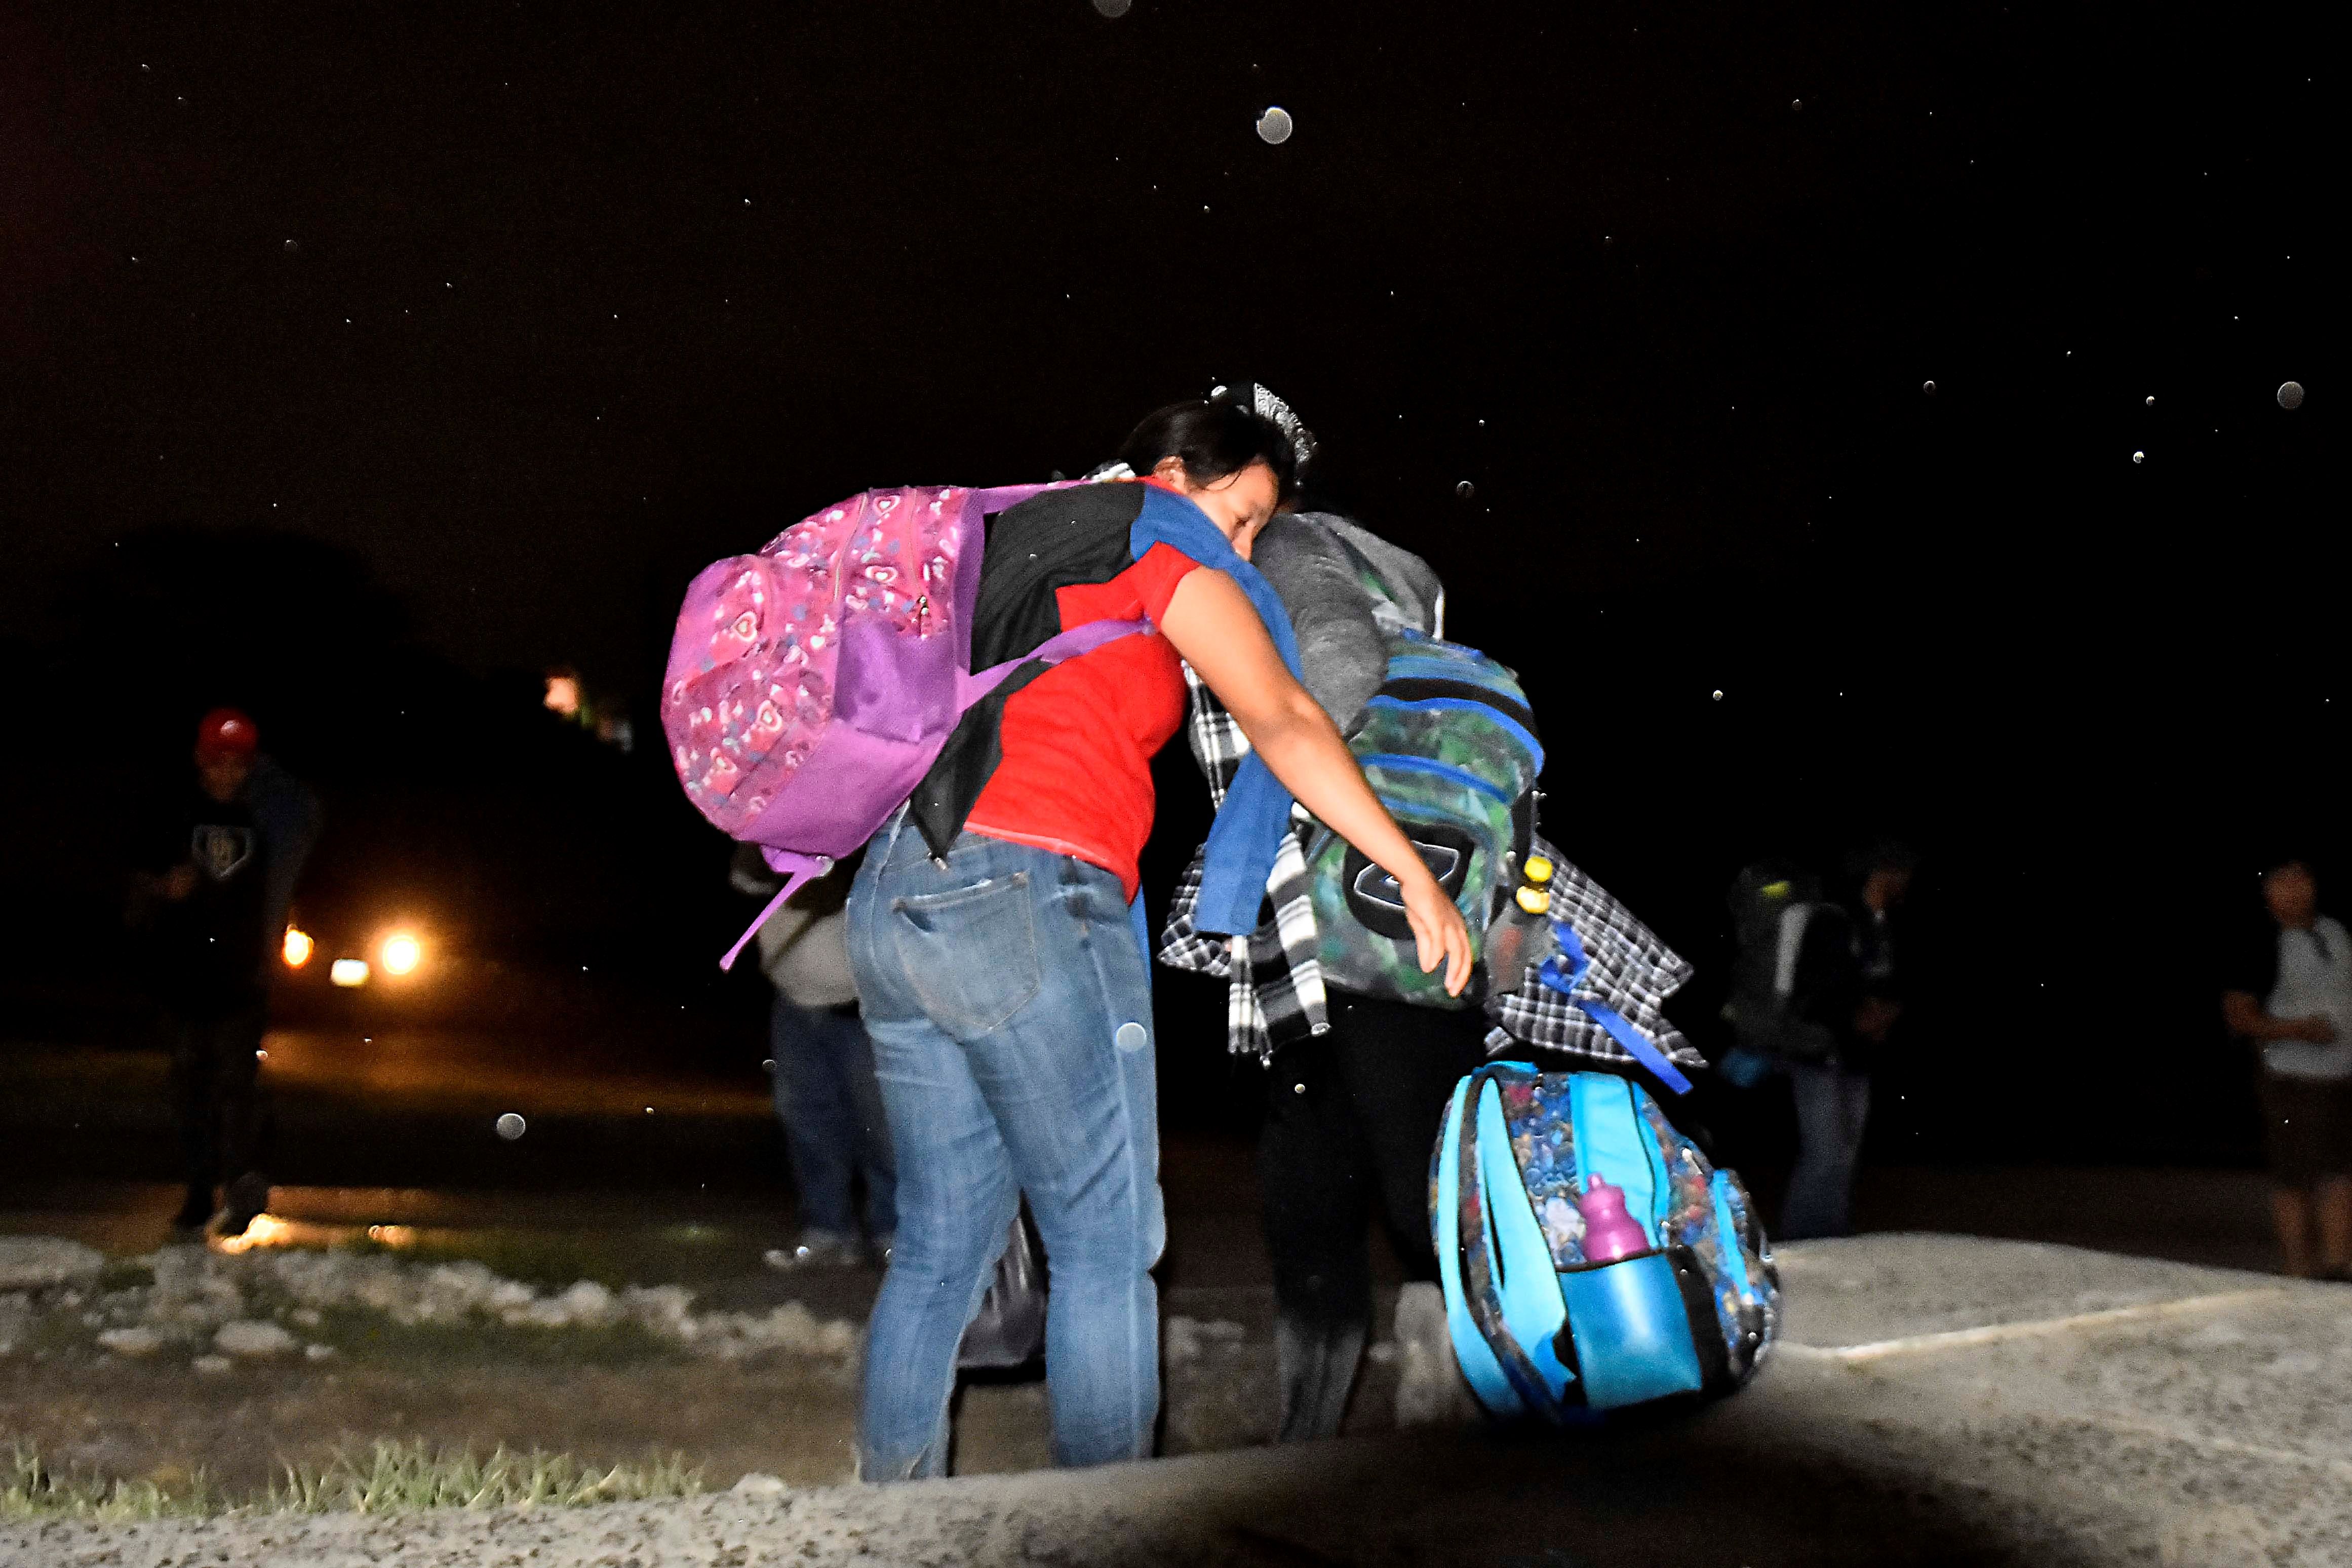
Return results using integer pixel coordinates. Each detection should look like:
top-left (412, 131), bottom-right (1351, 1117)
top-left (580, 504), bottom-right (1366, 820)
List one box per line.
top-left (0, 1235), bottom-right (862, 1367)
top-left (7, 1235), bottom-right (2348, 1566)
top-left (0, 1232), bottom-right (1368, 1502)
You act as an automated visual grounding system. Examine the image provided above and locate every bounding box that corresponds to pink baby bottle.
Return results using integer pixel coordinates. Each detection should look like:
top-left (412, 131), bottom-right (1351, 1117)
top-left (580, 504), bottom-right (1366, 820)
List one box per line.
top-left (1579, 1177), bottom-right (1653, 1263)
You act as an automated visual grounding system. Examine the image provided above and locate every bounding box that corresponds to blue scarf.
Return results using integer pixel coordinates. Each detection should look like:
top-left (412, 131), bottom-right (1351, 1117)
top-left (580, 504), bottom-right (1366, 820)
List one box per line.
top-left (1129, 485), bottom-right (1304, 936)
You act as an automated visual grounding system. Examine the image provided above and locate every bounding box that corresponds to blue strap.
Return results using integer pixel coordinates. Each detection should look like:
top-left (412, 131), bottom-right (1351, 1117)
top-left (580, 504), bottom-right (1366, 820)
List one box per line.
top-left (1538, 921), bottom-right (1694, 1095)
top-left (1128, 485), bottom-right (1309, 936)
top-left (1128, 892), bottom-right (1152, 1001)
top-left (1580, 1001), bottom-right (1693, 1095)
top-left (1452, 1066), bottom-right (1570, 1421)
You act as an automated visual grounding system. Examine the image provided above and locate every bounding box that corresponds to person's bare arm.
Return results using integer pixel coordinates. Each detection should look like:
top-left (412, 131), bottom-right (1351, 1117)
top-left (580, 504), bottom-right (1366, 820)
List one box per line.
top-left (1159, 567), bottom-right (1472, 996)
top-left (1854, 996), bottom-right (1903, 1043)
top-left (2222, 991), bottom-right (2337, 1044)
top-left (124, 864), bottom-right (196, 931)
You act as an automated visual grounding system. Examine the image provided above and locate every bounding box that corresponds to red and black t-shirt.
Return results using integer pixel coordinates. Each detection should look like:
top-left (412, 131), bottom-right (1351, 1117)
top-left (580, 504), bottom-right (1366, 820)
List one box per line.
top-left (907, 481), bottom-right (1202, 900)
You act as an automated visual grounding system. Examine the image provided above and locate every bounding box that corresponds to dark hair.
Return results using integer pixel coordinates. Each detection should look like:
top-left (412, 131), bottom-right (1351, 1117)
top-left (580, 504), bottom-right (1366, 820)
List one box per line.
top-left (1117, 396), bottom-right (1297, 500)
top-left (1843, 838), bottom-right (1918, 881)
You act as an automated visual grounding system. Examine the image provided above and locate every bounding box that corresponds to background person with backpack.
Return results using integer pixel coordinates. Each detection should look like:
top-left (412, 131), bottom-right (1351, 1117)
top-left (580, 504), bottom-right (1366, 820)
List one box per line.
top-left (2220, 858), bottom-right (2352, 1280)
top-left (728, 846), bottom-right (896, 1269)
top-left (1728, 842), bottom-right (1912, 1241)
top-left (834, 397), bottom-right (1472, 1481)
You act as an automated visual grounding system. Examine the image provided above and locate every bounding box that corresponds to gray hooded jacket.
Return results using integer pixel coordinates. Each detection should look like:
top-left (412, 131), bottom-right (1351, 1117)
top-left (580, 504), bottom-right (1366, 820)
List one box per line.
top-left (1247, 512), bottom-right (1445, 733)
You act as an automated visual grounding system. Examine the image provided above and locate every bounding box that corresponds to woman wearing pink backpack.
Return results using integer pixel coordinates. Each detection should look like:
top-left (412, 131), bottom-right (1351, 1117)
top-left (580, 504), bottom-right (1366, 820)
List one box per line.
top-left (845, 396), bottom-right (1471, 1479)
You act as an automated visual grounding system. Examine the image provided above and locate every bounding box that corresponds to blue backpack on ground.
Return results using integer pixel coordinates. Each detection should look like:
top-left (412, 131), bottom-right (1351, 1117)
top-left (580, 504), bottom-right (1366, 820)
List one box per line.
top-left (1433, 1062), bottom-right (1780, 1418)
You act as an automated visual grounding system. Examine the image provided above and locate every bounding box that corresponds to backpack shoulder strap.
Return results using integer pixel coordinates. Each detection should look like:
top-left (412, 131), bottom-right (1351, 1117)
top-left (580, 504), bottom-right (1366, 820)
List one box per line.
top-left (1453, 1065), bottom-right (1575, 1423)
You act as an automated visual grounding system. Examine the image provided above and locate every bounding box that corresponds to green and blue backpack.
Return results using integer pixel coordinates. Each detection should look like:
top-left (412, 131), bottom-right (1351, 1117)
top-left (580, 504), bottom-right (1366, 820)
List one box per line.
top-left (1301, 548), bottom-right (1543, 1009)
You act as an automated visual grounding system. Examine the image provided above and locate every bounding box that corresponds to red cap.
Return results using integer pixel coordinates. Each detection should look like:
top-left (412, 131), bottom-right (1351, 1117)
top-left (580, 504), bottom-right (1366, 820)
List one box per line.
top-left (195, 708), bottom-right (259, 761)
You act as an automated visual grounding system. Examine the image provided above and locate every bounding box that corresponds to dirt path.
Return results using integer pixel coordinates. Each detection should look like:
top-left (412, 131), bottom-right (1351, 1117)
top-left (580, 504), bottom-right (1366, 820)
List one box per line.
top-left (10, 1238), bottom-right (2350, 1567)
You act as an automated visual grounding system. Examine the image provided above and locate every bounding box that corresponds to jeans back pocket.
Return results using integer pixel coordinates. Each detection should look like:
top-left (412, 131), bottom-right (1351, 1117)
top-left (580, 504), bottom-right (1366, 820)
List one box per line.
top-left (890, 872), bottom-right (1042, 1038)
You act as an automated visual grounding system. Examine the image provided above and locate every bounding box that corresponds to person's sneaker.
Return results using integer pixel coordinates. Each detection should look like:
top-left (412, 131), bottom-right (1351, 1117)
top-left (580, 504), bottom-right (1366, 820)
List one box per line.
top-left (763, 1230), bottom-right (861, 1271)
top-left (218, 1172), bottom-right (271, 1240)
top-left (1393, 1281), bottom-right (1481, 1428)
top-left (171, 1188), bottom-right (216, 1235)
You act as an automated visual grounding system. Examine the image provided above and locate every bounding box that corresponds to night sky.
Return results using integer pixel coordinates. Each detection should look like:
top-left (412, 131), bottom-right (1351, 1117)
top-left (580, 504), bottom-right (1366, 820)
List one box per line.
top-left (2, 2), bottom-right (2331, 1157)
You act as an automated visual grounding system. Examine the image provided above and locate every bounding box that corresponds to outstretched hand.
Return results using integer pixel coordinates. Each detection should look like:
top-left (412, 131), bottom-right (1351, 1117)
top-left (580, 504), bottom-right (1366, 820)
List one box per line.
top-left (1400, 872), bottom-right (1474, 997)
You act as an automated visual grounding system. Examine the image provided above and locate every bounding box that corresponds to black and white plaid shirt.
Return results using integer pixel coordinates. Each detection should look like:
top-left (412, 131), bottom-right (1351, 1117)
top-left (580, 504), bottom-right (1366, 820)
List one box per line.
top-left (1484, 836), bottom-right (1705, 1071)
top-left (1157, 669), bottom-right (1329, 1059)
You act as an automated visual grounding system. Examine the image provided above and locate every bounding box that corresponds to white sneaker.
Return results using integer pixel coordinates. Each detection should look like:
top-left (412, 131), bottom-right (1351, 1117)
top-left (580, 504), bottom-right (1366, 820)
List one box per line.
top-left (1393, 1282), bottom-right (1479, 1428)
top-left (763, 1230), bottom-right (861, 1271)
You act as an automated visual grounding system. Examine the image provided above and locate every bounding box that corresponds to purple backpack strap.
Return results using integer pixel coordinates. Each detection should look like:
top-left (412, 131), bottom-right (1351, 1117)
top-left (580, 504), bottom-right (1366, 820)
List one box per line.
top-left (956, 615), bottom-right (1152, 707)
top-left (720, 848), bottom-right (837, 971)
top-left (963, 481), bottom-right (1069, 518)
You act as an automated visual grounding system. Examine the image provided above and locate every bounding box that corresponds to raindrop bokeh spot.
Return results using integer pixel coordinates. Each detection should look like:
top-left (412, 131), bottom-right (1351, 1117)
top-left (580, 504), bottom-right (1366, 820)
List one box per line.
top-left (1923, 380), bottom-right (1936, 395)
top-left (495, 1112), bottom-right (526, 1141)
top-left (2132, 451), bottom-right (2145, 464)
top-left (1256, 106), bottom-right (1294, 145)
top-left (1091, 0), bottom-right (1130, 15)
top-left (2145, 396), bottom-right (2155, 407)
top-left (2278, 381), bottom-right (2304, 410)
top-left (283, 239), bottom-right (299, 254)
top-left (1455, 481), bottom-right (1476, 499)
top-left (1712, 690), bottom-right (1724, 701)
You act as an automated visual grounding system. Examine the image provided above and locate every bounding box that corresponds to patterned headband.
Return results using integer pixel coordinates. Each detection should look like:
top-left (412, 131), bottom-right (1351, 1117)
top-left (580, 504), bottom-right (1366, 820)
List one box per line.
top-left (1209, 382), bottom-right (1319, 477)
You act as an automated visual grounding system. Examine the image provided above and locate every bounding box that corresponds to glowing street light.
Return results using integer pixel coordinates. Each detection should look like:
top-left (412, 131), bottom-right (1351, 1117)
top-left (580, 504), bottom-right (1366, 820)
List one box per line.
top-left (381, 932), bottom-right (422, 976)
top-left (282, 927), bottom-right (314, 967)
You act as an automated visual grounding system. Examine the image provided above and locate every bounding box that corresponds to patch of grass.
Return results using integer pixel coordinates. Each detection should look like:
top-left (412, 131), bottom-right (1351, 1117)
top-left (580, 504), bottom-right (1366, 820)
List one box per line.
top-left (3, 1443), bottom-right (222, 1520)
top-left (270, 1439), bottom-right (704, 1513)
top-left (2, 1438), bottom-right (702, 1520)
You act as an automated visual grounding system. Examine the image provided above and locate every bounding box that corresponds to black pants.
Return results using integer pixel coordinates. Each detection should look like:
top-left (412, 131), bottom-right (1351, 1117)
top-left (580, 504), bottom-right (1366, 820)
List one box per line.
top-left (1258, 991), bottom-right (1489, 1330)
top-left (168, 1004), bottom-right (270, 1196)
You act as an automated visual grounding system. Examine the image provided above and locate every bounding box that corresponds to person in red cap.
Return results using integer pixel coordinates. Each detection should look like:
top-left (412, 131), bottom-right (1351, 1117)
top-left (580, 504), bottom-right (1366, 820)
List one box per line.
top-left (128, 708), bottom-right (320, 1237)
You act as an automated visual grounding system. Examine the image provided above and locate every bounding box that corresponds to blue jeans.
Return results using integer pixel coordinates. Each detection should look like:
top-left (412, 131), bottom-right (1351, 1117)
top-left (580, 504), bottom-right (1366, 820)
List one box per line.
top-left (845, 817), bottom-right (1163, 1479)
top-left (769, 998), bottom-right (897, 1239)
top-left (1782, 1062), bottom-right (1871, 1240)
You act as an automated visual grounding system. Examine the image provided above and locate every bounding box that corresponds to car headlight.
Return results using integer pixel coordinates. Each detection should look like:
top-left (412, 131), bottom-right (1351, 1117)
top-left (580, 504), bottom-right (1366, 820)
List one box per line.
top-left (380, 932), bottom-right (422, 976)
top-left (282, 927), bottom-right (314, 968)
top-left (330, 959), bottom-right (371, 987)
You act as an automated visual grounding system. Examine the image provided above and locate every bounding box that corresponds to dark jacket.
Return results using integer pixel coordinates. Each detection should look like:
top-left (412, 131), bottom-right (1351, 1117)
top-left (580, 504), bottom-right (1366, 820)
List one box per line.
top-left (137, 758), bottom-right (320, 1012)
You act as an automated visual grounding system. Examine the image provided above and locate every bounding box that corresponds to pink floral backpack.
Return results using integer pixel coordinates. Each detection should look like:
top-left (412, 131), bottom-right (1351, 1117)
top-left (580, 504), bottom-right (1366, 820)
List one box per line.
top-left (662, 484), bottom-right (1146, 965)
